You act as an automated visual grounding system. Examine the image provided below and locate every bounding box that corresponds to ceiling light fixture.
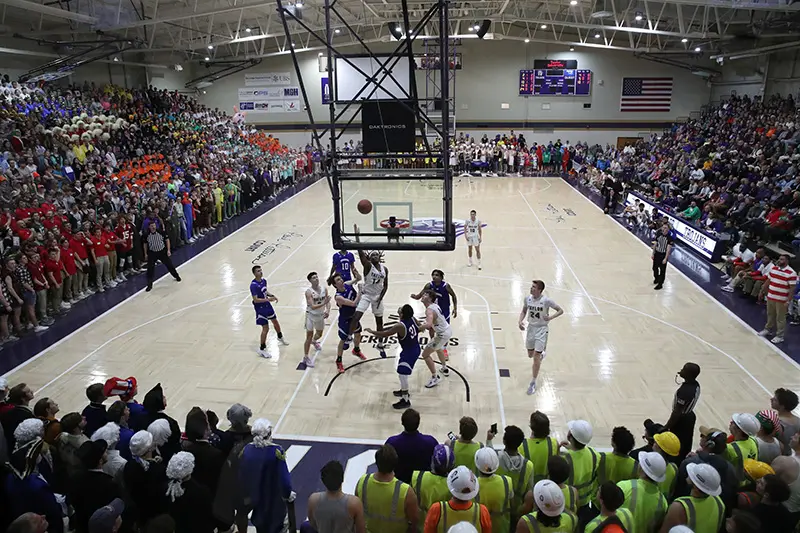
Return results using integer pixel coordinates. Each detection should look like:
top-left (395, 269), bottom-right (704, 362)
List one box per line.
top-left (207, 44), bottom-right (213, 49)
top-left (681, 38), bottom-right (688, 43)
top-left (594, 32), bottom-right (600, 38)
top-left (204, 56), bottom-right (210, 61)
top-left (569, 46), bottom-right (575, 51)
top-left (694, 46), bottom-right (701, 52)
top-left (570, 0), bottom-right (577, 4)
top-left (295, 0), bottom-right (303, 6)
top-left (634, 11), bottom-right (643, 21)
top-left (334, 28), bottom-right (340, 33)
top-left (245, 27), bottom-right (252, 33)
top-left (524, 38), bottom-right (530, 42)
top-left (541, 24), bottom-right (547, 29)
top-left (112, 56), bottom-right (120, 62)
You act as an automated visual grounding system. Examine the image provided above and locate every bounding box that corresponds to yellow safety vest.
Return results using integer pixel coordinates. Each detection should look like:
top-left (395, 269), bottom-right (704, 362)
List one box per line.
top-left (593, 453), bottom-right (638, 508)
top-left (584, 508), bottom-right (634, 533)
top-left (452, 440), bottom-right (483, 473)
top-left (355, 474), bottom-right (411, 533)
top-left (475, 474), bottom-right (512, 533)
top-left (435, 501), bottom-right (483, 533)
top-left (617, 479), bottom-right (668, 533)
top-left (519, 437), bottom-right (559, 483)
top-left (497, 456), bottom-right (534, 516)
top-left (675, 495), bottom-right (725, 533)
top-left (411, 471), bottom-right (450, 531)
top-left (564, 447), bottom-right (598, 507)
top-left (658, 462), bottom-right (678, 500)
top-left (561, 485), bottom-right (579, 513)
top-left (520, 510), bottom-right (578, 532)
top-left (724, 437), bottom-right (759, 485)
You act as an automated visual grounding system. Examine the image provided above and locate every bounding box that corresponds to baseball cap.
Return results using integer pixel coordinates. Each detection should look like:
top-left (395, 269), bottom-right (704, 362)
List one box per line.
top-left (431, 444), bottom-right (455, 474)
top-left (567, 420), bottom-right (593, 446)
top-left (474, 447), bottom-right (499, 475)
top-left (699, 426), bottom-right (723, 437)
top-left (732, 413), bottom-right (760, 437)
top-left (643, 419), bottom-right (665, 437)
top-left (638, 451), bottom-right (667, 482)
top-left (653, 432), bottom-right (681, 457)
top-left (89, 498), bottom-right (124, 533)
top-left (687, 462), bottom-right (722, 496)
top-left (447, 465), bottom-right (479, 501)
top-left (533, 480), bottom-right (565, 517)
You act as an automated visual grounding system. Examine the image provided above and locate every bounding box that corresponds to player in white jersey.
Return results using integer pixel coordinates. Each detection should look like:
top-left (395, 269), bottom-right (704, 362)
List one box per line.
top-left (301, 271), bottom-right (331, 368)
top-left (518, 279), bottom-right (564, 395)
top-left (465, 209), bottom-right (482, 269)
top-left (420, 289), bottom-right (452, 389)
top-left (350, 224), bottom-right (390, 356)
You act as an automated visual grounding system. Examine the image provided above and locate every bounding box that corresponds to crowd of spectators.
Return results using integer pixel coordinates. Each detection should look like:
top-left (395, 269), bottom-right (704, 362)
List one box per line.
top-left (0, 369), bottom-right (798, 533)
top-left (0, 79), bottom-right (316, 346)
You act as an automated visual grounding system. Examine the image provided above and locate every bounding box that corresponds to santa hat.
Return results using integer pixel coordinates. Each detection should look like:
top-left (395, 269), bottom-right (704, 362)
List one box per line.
top-left (103, 376), bottom-right (137, 399)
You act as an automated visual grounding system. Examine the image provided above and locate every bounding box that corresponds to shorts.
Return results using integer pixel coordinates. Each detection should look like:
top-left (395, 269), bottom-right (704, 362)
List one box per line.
top-left (338, 317), bottom-right (361, 340)
top-left (22, 291), bottom-right (36, 306)
top-left (466, 236), bottom-right (480, 247)
top-left (255, 302), bottom-right (276, 325)
top-left (397, 347), bottom-right (421, 375)
top-left (355, 294), bottom-right (384, 317)
top-left (305, 312), bottom-right (325, 332)
top-left (526, 326), bottom-right (548, 353)
top-left (427, 330), bottom-right (451, 351)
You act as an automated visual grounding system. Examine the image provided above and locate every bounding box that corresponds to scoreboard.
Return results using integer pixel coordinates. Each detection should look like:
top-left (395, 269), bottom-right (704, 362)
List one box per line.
top-left (519, 59), bottom-right (592, 96)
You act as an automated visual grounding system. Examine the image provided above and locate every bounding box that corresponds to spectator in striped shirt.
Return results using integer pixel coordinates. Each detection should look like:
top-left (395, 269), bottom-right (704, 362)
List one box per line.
top-left (759, 254), bottom-right (798, 344)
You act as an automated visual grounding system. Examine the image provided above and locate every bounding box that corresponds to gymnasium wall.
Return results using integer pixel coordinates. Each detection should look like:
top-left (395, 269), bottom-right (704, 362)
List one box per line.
top-left (710, 50), bottom-right (800, 103)
top-left (196, 39), bottom-right (711, 145)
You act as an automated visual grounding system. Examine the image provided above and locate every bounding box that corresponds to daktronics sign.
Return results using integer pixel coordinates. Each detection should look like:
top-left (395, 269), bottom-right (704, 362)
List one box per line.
top-left (361, 100), bottom-right (415, 153)
top-left (533, 59), bottom-right (578, 69)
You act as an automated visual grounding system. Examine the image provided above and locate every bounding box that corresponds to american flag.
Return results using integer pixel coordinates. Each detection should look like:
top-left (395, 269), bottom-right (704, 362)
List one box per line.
top-left (620, 77), bottom-right (673, 112)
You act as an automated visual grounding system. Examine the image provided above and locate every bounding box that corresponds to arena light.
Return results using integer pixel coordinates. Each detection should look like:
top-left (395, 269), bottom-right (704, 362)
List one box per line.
top-left (634, 11), bottom-right (643, 21)
top-left (208, 44), bottom-right (214, 49)
top-left (245, 27), bottom-right (252, 33)
top-left (204, 56), bottom-right (210, 61)
top-left (295, 0), bottom-right (303, 7)
top-left (540, 24), bottom-right (547, 29)
top-left (569, 46), bottom-right (575, 51)
top-left (570, 0), bottom-right (578, 4)
top-left (681, 38), bottom-right (688, 43)
top-left (112, 56), bottom-right (120, 62)
top-left (594, 32), bottom-right (601, 38)
top-left (694, 46), bottom-right (701, 52)
top-left (335, 28), bottom-right (341, 33)
top-left (388, 23), bottom-right (405, 39)
top-left (524, 38), bottom-right (530, 43)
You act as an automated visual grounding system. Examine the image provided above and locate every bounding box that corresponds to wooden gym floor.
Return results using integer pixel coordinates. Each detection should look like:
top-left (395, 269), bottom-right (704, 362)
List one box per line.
top-left (7, 177), bottom-right (799, 449)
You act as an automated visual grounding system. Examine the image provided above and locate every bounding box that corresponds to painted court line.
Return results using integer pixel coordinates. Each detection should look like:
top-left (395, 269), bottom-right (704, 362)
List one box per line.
top-left (3, 180), bottom-right (325, 381)
top-left (518, 190), bottom-right (603, 316)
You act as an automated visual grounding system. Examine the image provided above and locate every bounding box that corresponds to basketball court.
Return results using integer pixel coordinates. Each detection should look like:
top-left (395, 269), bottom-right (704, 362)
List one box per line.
top-left (7, 176), bottom-right (799, 450)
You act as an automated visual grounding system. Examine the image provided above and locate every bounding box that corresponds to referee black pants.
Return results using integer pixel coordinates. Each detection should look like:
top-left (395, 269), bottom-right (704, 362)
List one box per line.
top-left (652, 251), bottom-right (667, 285)
top-left (146, 249), bottom-right (180, 284)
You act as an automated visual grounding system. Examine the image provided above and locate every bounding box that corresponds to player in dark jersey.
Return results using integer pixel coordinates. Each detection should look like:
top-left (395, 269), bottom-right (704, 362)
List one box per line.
top-left (329, 273), bottom-right (367, 374)
top-left (329, 249), bottom-right (361, 283)
top-left (365, 304), bottom-right (421, 409)
top-left (411, 269), bottom-right (457, 359)
top-left (250, 265), bottom-right (289, 358)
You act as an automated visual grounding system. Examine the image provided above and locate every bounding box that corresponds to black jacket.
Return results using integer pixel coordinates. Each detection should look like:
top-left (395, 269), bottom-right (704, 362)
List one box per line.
top-left (167, 478), bottom-right (215, 533)
top-left (68, 469), bottom-right (121, 533)
top-left (0, 405), bottom-right (35, 451)
top-left (181, 441), bottom-right (224, 497)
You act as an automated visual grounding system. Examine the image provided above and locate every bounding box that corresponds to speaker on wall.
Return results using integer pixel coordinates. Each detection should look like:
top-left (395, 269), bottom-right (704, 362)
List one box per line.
top-left (476, 19), bottom-right (491, 39)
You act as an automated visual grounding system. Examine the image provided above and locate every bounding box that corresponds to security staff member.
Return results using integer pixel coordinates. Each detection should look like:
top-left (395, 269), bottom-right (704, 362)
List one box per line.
top-left (355, 444), bottom-right (419, 533)
top-left (652, 224), bottom-right (673, 291)
top-left (664, 363), bottom-right (701, 463)
top-left (144, 221), bottom-right (181, 292)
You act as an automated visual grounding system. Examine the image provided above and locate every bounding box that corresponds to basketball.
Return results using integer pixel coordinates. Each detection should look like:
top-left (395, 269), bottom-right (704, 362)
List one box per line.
top-left (358, 199), bottom-right (373, 214)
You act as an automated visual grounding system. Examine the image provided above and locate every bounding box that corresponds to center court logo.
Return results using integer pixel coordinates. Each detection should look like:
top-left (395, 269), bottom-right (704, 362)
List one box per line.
top-left (378, 217), bottom-right (488, 237)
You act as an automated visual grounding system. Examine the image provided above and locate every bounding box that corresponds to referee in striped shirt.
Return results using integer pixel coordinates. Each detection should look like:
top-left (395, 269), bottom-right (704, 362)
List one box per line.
top-left (144, 221), bottom-right (181, 292)
top-left (652, 223), bottom-right (673, 290)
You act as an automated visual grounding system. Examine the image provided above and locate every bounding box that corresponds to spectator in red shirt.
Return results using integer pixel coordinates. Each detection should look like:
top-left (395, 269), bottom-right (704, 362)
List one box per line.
top-left (69, 231), bottom-right (91, 297)
top-left (16, 254), bottom-right (50, 328)
top-left (102, 220), bottom-right (122, 284)
top-left (115, 216), bottom-right (135, 277)
top-left (60, 237), bottom-right (79, 304)
top-left (44, 248), bottom-right (69, 315)
top-left (27, 251), bottom-right (50, 323)
top-left (89, 226), bottom-right (111, 293)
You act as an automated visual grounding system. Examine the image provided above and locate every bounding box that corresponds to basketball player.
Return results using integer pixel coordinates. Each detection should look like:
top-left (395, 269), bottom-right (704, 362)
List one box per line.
top-left (351, 224), bottom-right (389, 356)
top-left (330, 248), bottom-right (361, 284)
top-left (364, 304), bottom-right (420, 409)
top-left (465, 210), bottom-right (482, 269)
top-left (517, 280), bottom-right (563, 395)
top-left (410, 269), bottom-right (458, 359)
top-left (250, 265), bottom-right (289, 358)
top-left (329, 273), bottom-right (366, 373)
top-left (420, 289), bottom-right (451, 388)
top-left (302, 271), bottom-right (331, 368)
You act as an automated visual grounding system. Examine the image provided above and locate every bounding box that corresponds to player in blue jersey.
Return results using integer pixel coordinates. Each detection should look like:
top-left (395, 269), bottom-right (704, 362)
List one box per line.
top-left (411, 269), bottom-right (457, 359)
top-left (329, 272), bottom-right (367, 374)
top-left (250, 265), bottom-right (289, 358)
top-left (365, 304), bottom-right (421, 410)
top-left (329, 249), bottom-right (361, 283)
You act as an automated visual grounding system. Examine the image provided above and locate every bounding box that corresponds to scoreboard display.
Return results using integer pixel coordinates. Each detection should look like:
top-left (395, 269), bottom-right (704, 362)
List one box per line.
top-left (519, 59), bottom-right (592, 96)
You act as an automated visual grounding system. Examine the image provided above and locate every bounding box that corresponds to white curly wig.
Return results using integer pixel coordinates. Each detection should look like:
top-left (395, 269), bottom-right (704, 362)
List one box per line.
top-left (13, 418), bottom-right (44, 448)
top-left (147, 419), bottom-right (171, 447)
top-left (91, 422), bottom-right (121, 448)
top-left (166, 451), bottom-right (195, 502)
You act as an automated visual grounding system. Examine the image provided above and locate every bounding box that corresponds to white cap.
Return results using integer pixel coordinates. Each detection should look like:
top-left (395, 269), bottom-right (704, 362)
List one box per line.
top-left (638, 451), bottom-right (667, 483)
top-left (474, 447), bottom-right (499, 475)
top-left (686, 463), bottom-right (722, 496)
top-left (669, 527), bottom-right (695, 533)
top-left (447, 523), bottom-right (479, 533)
top-left (447, 465), bottom-right (479, 501)
top-left (732, 413), bottom-right (760, 437)
top-left (533, 480), bottom-right (565, 517)
top-left (567, 420), bottom-right (593, 445)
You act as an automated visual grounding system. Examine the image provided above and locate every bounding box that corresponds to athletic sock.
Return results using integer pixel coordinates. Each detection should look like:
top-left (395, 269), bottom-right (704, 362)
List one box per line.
top-left (260, 343), bottom-right (266, 350)
top-left (277, 331), bottom-right (283, 339)
top-left (353, 346), bottom-right (361, 353)
top-left (336, 355), bottom-right (343, 363)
